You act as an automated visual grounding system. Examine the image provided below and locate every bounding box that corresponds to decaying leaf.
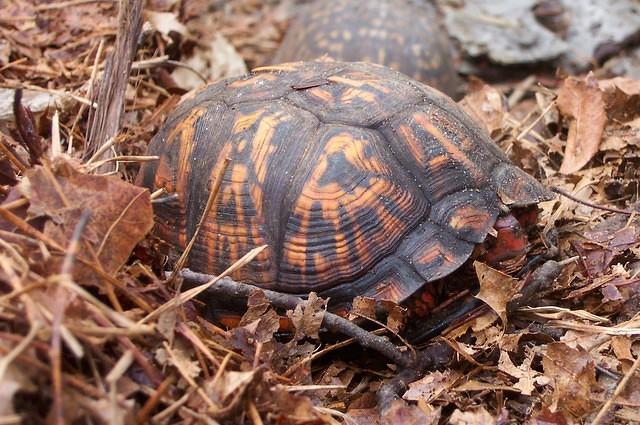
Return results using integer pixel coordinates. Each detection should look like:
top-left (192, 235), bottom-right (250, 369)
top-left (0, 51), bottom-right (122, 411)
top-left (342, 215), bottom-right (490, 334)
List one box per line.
top-left (288, 292), bottom-right (326, 340)
top-left (611, 335), bottom-right (634, 362)
top-left (14, 159), bottom-right (153, 283)
top-left (381, 399), bottom-right (440, 425)
top-left (208, 369), bottom-right (255, 405)
top-left (442, 0), bottom-right (567, 65)
top-left (237, 290), bottom-right (280, 344)
top-left (351, 296), bottom-right (377, 320)
top-left (497, 350), bottom-right (547, 395)
top-left (380, 300), bottom-right (407, 334)
top-left (346, 408), bottom-right (383, 425)
top-left (403, 369), bottom-right (460, 403)
top-left (474, 261), bottom-right (521, 324)
top-left (449, 407), bottom-right (498, 425)
top-left (541, 342), bottom-right (598, 417)
top-left (171, 34), bottom-right (247, 90)
top-left (556, 73), bottom-right (607, 174)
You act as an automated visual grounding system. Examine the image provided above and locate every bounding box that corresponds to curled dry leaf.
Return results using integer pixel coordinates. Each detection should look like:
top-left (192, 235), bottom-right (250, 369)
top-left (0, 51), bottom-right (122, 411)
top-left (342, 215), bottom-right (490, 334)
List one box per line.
top-left (458, 78), bottom-right (508, 137)
top-left (556, 73), bottom-right (607, 174)
top-left (380, 300), bottom-right (407, 334)
top-left (287, 292), bottom-right (326, 340)
top-left (403, 369), bottom-right (460, 403)
top-left (14, 159), bottom-right (153, 283)
top-left (599, 76), bottom-right (640, 121)
top-left (145, 10), bottom-right (187, 37)
top-left (497, 350), bottom-right (546, 396)
top-left (473, 261), bottom-right (520, 324)
top-left (611, 335), bottom-right (634, 362)
top-left (350, 296), bottom-right (377, 320)
top-left (237, 290), bottom-right (280, 344)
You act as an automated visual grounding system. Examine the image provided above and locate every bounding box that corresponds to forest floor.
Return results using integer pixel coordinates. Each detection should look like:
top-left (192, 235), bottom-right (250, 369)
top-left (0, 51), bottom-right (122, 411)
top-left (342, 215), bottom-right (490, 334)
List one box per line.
top-left (1, 0), bottom-right (640, 424)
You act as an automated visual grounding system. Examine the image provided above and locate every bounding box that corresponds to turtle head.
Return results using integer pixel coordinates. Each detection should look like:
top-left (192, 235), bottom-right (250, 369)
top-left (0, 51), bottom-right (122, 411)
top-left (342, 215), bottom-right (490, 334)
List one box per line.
top-left (479, 208), bottom-right (537, 274)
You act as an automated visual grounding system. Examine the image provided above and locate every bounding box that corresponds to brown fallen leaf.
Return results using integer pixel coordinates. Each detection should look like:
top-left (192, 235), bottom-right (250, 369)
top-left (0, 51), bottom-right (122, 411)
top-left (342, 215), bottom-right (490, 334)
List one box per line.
top-left (497, 350), bottom-right (546, 396)
top-left (380, 300), bottom-right (407, 334)
top-left (526, 407), bottom-right (568, 425)
top-left (556, 73), bottom-right (607, 174)
top-left (14, 159), bottom-right (153, 283)
top-left (237, 290), bottom-right (280, 344)
top-left (611, 336), bottom-right (634, 362)
top-left (287, 292), bottom-right (326, 340)
top-left (458, 78), bottom-right (508, 137)
top-left (381, 399), bottom-right (440, 425)
top-left (350, 296), bottom-right (377, 320)
top-left (541, 342), bottom-right (599, 418)
top-left (473, 261), bottom-right (521, 324)
top-left (403, 369), bottom-right (460, 403)
top-left (599, 76), bottom-right (640, 121)
top-left (449, 407), bottom-right (499, 425)
top-left (346, 408), bottom-right (383, 425)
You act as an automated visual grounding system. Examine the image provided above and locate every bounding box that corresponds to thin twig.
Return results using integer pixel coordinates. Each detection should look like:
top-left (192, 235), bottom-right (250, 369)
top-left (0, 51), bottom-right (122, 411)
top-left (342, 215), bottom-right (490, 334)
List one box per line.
top-left (0, 134), bottom-right (27, 173)
top-left (61, 209), bottom-right (92, 275)
top-left (0, 322), bottom-right (41, 381)
top-left (140, 245), bottom-right (269, 324)
top-left (551, 186), bottom-right (635, 215)
top-left (162, 341), bottom-right (219, 411)
top-left (591, 353), bottom-right (640, 425)
top-left (51, 209), bottom-right (92, 425)
top-left (516, 100), bottom-right (557, 141)
top-left (179, 271), bottom-right (414, 368)
top-left (84, 155), bottom-right (159, 172)
top-left (35, 0), bottom-right (114, 11)
top-left (136, 374), bottom-right (176, 424)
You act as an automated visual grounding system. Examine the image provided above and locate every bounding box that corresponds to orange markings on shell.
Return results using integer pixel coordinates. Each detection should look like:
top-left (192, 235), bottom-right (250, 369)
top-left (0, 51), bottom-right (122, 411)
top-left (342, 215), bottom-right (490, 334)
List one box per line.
top-left (412, 111), bottom-right (483, 180)
top-left (447, 204), bottom-right (493, 235)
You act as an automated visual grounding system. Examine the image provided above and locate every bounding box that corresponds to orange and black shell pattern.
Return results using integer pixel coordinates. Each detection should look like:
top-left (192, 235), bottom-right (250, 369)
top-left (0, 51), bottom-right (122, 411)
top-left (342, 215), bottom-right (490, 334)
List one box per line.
top-left (272, 0), bottom-right (462, 98)
top-left (137, 60), bottom-right (552, 310)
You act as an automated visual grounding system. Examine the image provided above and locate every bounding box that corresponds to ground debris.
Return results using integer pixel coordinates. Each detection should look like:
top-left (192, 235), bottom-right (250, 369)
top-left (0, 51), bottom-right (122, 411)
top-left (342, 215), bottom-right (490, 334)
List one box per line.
top-left (1, 0), bottom-right (640, 423)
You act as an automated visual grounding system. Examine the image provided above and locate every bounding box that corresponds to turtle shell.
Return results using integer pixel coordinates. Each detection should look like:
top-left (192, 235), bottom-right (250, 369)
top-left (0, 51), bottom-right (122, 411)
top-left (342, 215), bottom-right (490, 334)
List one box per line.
top-left (138, 60), bottom-right (552, 309)
top-left (272, 0), bottom-right (462, 98)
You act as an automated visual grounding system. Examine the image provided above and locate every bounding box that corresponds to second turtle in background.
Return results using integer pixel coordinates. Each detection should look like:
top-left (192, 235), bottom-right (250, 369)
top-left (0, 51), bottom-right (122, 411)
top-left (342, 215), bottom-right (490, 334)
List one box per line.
top-left (272, 0), bottom-right (462, 98)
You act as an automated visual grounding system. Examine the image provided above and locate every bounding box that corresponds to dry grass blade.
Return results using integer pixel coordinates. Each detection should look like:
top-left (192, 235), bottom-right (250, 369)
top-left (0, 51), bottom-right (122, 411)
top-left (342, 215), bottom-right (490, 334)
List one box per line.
top-left (549, 321), bottom-right (640, 336)
top-left (50, 208), bottom-right (91, 425)
top-left (518, 306), bottom-right (609, 322)
top-left (516, 100), bottom-right (557, 141)
top-left (55, 277), bottom-right (145, 329)
top-left (83, 155), bottom-right (160, 173)
top-left (0, 322), bottom-right (40, 381)
top-left (171, 157), bottom-right (231, 280)
top-left (140, 245), bottom-right (268, 324)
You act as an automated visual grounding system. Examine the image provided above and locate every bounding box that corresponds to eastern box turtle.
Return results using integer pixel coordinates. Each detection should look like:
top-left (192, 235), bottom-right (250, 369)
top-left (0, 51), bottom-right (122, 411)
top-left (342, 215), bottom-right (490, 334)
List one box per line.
top-left (272, 0), bottom-right (461, 98)
top-left (138, 60), bottom-right (552, 314)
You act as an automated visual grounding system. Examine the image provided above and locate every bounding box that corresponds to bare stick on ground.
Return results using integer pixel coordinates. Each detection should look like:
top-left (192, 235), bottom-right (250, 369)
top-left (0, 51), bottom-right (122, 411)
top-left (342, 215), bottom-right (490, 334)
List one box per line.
top-left (85, 0), bottom-right (143, 170)
top-left (179, 270), bottom-right (415, 368)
